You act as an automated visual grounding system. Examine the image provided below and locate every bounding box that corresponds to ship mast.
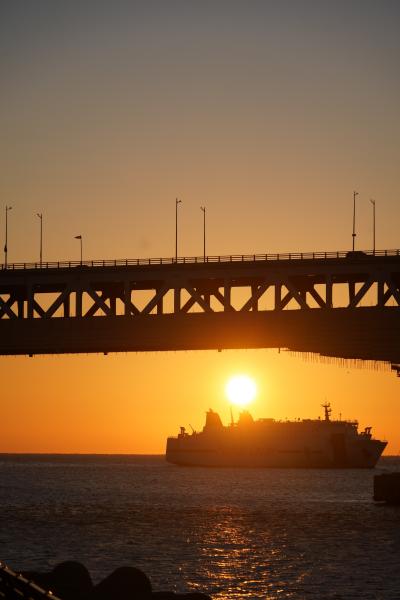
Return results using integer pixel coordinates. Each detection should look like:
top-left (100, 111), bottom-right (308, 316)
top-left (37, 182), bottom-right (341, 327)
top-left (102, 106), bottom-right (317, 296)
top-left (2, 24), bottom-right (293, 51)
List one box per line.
top-left (321, 402), bottom-right (332, 422)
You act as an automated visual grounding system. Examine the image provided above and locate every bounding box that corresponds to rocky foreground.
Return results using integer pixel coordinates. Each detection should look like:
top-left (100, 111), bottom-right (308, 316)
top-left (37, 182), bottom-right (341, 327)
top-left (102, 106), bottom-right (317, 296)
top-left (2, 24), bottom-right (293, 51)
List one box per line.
top-left (22, 561), bottom-right (212, 599)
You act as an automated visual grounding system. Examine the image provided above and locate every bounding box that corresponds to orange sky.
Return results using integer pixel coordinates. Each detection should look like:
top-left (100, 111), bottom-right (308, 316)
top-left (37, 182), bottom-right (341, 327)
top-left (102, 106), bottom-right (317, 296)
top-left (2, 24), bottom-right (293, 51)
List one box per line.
top-left (1, 1), bottom-right (399, 453)
top-left (1, 351), bottom-right (399, 454)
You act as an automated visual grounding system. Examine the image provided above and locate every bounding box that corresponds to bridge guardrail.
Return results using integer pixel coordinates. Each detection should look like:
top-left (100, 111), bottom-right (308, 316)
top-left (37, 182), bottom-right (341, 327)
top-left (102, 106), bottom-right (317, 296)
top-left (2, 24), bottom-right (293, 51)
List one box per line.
top-left (0, 561), bottom-right (61, 600)
top-left (1, 249), bottom-right (399, 271)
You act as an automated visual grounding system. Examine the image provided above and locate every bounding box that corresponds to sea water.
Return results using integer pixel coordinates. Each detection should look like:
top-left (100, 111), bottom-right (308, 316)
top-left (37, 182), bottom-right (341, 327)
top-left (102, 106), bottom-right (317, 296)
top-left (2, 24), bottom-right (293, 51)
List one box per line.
top-left (0, 455), bottom-right (399, 599)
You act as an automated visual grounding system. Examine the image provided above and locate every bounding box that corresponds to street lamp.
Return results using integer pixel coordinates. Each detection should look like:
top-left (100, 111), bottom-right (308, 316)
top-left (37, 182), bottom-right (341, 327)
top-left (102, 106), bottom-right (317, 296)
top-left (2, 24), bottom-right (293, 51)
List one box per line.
top-left (37, 213), bottom-right (43, 266)
top-left (175, 198), bottom-right (182, 261)
top-left (74, 235), bottom-right (83, 264)
top-left (4, 205), bottom-right (12, 268)
top-left (200, 206), bottom-right (206, 260)
top-left (370, 199), bottom-right (376, 253)
top-left (352, 190), bottom-right (358, 251)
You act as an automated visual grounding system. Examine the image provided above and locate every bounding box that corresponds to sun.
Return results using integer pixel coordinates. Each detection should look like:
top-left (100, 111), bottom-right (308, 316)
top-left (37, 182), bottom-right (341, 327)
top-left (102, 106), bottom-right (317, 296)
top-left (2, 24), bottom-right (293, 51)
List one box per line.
top-left (225, 375), bottom-right (257, 408)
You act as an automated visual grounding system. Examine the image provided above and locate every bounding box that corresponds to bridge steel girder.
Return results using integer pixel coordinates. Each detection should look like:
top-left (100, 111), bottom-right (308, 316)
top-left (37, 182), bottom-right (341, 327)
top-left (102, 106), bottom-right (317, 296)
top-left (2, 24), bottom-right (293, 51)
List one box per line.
top-left (0, 308), bottom-right (399, 363)
top-left (0, 253), bottom-right (399, 362)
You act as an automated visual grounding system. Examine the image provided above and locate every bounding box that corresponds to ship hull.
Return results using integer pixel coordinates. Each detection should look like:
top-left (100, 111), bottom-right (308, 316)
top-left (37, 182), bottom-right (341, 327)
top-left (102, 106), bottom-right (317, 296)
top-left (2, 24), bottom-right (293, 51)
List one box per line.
top-left (166, 438), bottom-right (386, 469)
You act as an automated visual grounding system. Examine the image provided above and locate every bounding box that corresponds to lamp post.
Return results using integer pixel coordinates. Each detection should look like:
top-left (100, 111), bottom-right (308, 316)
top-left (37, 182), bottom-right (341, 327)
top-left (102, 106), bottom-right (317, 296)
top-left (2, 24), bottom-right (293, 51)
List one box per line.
top-left (37, 213), bottom-right (43, 266)
top-left (370, 199), bottom-right (376, 253)
top-left (200, 206), bottom-right (206, 260)
top-left (4, 205), bottom-right (12, 268)
top-left (175, 198), bottom-right (182, 261)
top-left (75, 235), bottom-right (83, 264)
top-left (352, 190), bottom-right (358, 251)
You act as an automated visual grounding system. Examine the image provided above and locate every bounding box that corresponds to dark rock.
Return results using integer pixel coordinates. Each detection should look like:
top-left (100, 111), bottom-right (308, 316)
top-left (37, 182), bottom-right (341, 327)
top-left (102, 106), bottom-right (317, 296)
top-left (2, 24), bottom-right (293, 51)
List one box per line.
top-left (50, 561), bottom-right (93, 599)
top-left (22, 564), bottom-right (212, 600)
top-left (23, 562), bottom-right (93, 600)
top-left (86, 566), bottom-right (152, 600)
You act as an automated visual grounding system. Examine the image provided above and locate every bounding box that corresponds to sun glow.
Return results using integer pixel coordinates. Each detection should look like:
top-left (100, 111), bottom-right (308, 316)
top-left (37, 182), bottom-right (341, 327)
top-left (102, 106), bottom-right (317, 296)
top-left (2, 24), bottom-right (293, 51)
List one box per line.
top-left (225, 375), bottom-right (257, 408)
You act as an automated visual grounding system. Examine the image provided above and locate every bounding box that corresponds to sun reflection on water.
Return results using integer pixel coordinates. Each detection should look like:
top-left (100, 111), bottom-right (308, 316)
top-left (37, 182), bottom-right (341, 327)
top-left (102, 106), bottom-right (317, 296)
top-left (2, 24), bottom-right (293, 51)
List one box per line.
top-left (185, 506), bottom-right (293, 599)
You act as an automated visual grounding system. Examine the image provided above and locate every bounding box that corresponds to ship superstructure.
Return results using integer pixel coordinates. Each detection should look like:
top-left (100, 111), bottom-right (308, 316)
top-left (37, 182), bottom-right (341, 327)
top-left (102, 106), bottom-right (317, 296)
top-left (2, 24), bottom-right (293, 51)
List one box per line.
top-left (166, 403), bottom-right (386, 468)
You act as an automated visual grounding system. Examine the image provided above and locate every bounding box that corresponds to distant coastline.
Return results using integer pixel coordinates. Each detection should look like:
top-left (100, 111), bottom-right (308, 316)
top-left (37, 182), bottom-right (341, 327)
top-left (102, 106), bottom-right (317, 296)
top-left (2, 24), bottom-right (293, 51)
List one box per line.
top-left (0, 453), bottom-right (165, 462)
top-left (0, 453), bottom-right (397, 462)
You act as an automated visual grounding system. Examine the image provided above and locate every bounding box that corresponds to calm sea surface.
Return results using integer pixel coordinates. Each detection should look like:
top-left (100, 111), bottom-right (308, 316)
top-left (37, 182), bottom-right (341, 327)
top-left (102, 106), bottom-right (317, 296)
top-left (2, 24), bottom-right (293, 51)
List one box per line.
top-left (0, 455), bottom-right (399, 599)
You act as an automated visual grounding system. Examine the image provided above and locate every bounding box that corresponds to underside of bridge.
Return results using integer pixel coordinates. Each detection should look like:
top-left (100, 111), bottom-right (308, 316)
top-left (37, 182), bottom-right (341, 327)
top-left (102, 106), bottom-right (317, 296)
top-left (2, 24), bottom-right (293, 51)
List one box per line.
top-left (1, 308), bottom-right (399, 366)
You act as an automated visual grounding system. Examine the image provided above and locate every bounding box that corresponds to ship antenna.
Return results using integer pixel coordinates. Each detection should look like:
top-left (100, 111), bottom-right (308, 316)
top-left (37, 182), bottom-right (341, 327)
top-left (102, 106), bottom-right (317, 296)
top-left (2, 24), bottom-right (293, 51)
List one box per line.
top-left (321, 402), bottom-right (331, 422)
top-left (230, 406), bottom-right (234, 426)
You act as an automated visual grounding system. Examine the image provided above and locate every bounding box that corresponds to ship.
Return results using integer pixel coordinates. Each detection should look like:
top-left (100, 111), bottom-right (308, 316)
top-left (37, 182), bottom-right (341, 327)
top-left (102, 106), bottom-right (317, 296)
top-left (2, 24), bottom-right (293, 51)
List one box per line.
top-left (166, 403), bottom-right (387, 468)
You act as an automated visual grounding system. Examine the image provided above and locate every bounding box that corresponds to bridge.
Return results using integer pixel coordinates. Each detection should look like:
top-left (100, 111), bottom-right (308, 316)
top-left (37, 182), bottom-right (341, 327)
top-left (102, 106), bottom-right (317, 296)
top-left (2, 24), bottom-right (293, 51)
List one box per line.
top-left (1, 249), bottom-right (400, 368)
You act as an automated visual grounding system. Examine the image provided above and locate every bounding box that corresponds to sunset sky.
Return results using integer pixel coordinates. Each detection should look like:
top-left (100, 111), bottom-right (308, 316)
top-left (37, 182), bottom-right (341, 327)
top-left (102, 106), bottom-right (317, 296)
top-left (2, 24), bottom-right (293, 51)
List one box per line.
top-left (1, 1), bottom-right (399, 453)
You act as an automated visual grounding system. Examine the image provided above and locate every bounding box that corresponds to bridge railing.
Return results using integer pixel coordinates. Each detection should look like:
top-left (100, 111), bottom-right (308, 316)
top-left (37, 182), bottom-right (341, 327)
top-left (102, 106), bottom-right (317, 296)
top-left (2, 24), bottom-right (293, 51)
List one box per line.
top-left (1, 249), bottom-right (399, 271)
top-left (0, 561), bottom-right (61, 600)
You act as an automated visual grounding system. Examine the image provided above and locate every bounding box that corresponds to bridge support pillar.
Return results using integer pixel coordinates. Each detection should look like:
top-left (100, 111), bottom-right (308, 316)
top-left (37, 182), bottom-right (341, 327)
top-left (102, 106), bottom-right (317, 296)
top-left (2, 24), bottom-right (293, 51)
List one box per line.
top-left (326, 277), bottom-right (333, 309)
top-left (110, 295), bottom-right (117, 316)
top-left (124, 282), bottom-right (131, 316)
top-left (203, 292), bottom-right (211, 311)
top-left (378, 279), bottom-right (385, 307)
top-left (348, 281), bottom-right (356, 306)
top-left (27, 286), bottom-right (34, 319)
top-left (251, 285), bottom-right (258, 311)
top-left (275, 284), bottom-right (281, 310)
top-left (224, 281), bottom-right (231, 311)
top-left (174, 288), bottom-right (180, 313)
top-left (76, 289), bottom-right (82, 317)
top-left (63, 296), bottom-right (70, 317)
top-left (156, 294), bottom-right (163, 315)
top-left (17, 298), bottom-right (24, 319)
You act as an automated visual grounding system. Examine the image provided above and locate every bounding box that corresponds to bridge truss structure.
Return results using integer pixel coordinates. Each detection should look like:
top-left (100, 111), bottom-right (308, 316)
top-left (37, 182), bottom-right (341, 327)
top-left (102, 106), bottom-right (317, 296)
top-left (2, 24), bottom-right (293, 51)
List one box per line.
top-left (1, 249), bottom-right (400, 367)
